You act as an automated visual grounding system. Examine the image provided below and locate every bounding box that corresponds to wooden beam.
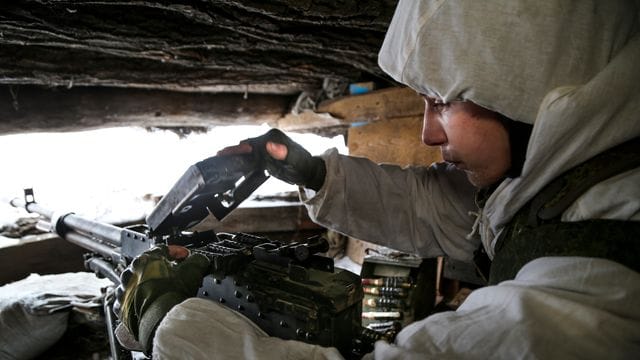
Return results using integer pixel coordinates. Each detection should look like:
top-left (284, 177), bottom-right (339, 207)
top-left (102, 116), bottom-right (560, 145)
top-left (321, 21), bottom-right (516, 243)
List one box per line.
top-left (0, 85), bottom-right (290, 135)
top-left (317, 87), bottom-right (424, 123)
top-left (277, 110), bottom-right (345, 132)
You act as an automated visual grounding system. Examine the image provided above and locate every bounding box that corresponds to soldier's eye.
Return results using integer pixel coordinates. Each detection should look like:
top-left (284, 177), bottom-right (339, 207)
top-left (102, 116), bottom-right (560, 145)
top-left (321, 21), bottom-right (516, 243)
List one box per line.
top-left (432, 100), bottom-right (449, 111)
top-left (421, 95), bottom-right (449, 112)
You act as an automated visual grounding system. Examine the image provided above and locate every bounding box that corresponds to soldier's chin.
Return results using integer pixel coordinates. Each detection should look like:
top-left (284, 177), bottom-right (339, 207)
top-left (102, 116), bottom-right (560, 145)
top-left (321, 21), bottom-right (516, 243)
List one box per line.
top-left (465, 170), bottom-right (502, 189)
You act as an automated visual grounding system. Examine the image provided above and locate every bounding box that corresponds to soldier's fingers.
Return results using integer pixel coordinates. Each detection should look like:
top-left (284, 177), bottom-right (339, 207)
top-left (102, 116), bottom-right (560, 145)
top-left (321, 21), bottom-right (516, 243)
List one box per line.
top-left (266, 141), bottom-right (288, 160)
top-left (167, 245), bottom-right (190, 261)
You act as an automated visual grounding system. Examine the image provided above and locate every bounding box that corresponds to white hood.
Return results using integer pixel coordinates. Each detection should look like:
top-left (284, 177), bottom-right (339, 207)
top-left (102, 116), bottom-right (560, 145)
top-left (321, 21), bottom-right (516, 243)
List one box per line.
top-left (379, 0), bottom-right (640, 256)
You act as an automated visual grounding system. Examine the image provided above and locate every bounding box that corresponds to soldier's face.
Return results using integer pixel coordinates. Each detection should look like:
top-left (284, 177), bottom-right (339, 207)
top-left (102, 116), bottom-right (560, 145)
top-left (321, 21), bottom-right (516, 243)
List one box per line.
top-left (421, 96), bottom-right (511, 188)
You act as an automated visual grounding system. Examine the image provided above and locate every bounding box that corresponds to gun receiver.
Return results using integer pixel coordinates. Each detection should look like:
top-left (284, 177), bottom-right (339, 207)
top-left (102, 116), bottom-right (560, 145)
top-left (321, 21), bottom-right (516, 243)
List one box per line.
top-left (192, 232), bottom-right (366, 355)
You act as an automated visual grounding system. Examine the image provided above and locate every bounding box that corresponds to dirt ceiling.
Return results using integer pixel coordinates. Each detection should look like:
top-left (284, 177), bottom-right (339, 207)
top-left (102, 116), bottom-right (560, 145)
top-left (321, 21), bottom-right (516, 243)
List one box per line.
top-left (0, 1), bottom-right (399, 135)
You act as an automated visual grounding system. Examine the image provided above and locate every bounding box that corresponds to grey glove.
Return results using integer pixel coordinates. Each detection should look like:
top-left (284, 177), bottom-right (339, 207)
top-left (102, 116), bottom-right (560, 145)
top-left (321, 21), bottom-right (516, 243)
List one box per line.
top-left (246, 129), bottom-right (327, 191)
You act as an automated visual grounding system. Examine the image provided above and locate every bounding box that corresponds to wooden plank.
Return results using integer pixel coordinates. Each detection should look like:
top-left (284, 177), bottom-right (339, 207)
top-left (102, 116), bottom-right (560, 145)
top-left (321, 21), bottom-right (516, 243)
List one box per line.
top-left (317, 87), bottom-right (424, 123)
top-left (278, 87), bottom-right (424, 133)
top-left (348, 116), bottom-right (442, 166)
top-left (277, 110), bottom-right (346, 132)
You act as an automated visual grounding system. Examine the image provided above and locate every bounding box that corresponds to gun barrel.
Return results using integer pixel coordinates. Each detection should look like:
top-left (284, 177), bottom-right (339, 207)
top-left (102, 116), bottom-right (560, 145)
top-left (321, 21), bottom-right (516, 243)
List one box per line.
top-left (11, 196), bottom-right (122, 247)
top-left (66, 230), bottom-right (122, 261)
top-left (36, 218), bottom-right (122, 261)
top-left (63, 215), bottom-right (122, 247)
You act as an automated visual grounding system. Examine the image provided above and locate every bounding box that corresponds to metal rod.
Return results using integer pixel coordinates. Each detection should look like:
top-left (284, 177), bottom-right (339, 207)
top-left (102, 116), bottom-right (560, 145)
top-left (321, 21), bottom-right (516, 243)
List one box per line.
top-left (86, 258), bottom-right (121, 284)
top-left (103, 288), bottom-right (131, 360)
top-left (35, 220), bottom-right (51, 233)
top-left (103, 291), bottom-right (121, 360)
top-left (65, 231), bottom-right (122, 262)
top-left (63, 215), bottom-right (122, 246)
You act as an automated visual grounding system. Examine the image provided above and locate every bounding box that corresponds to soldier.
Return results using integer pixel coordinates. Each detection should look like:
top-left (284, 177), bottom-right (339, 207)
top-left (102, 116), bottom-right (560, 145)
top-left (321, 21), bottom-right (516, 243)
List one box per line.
top-left (118, 0), bottom-right (640, 358)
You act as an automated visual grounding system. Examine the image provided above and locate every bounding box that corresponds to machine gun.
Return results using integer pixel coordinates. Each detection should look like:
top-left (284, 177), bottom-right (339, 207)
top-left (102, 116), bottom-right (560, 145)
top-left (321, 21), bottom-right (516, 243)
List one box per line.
top-left (11, 153), bottom-right (392, 359)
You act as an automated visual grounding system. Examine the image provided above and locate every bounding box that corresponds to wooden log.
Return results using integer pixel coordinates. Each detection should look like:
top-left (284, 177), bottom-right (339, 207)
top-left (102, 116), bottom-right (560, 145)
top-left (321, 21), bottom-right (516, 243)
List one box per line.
top-left (0, 1), bottom-right (395, 91)
top-left (0, 85), bottom-right (290, 135)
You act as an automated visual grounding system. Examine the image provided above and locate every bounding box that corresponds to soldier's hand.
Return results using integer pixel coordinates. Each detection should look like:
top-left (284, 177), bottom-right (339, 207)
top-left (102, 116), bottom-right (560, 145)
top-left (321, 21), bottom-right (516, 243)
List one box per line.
top-left (217, 128), bottom-right (326, 191)
top-left (113, 245), bottom-right (209, 354)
